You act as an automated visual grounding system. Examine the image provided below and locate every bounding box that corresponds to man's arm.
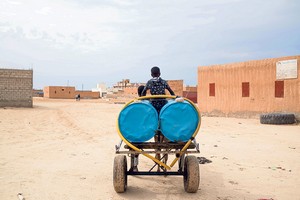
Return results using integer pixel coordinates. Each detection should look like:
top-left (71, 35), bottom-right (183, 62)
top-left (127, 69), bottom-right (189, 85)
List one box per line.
top-left (141, 81), bottom-right (149, 96)
top-left (141, 88), bottom-right (147, 96)
top-left (166, 83), bottom-right (175, 95)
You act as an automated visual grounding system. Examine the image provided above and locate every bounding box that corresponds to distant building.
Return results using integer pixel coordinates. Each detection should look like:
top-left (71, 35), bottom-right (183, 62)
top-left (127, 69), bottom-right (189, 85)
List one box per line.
top-left (114, 79), bottom-right (130, 88)
top-left (198, 55), bottom-right (300, 118)
top-left (44, 86), bottom-right (100, 99)
top-left (112, 79), bottom-right (144, 97)
top-left (110, 79), bottom-right (197, 103)
top-left (44, 86), bottom-right (75, 99)
top-left (92, 83), bottom-right (108, 97)
top-left (32, 89), bottom-right (44, 97)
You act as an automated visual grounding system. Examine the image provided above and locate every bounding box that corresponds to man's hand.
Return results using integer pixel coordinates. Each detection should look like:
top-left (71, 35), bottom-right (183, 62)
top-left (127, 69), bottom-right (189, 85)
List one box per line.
top-left (175, 97), bottom-right (184, 102)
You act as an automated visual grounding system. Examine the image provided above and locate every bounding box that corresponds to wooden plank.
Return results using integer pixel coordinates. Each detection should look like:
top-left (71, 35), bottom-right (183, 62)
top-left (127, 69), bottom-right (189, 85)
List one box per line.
top-left (124, 142), bottom-right (196, 149)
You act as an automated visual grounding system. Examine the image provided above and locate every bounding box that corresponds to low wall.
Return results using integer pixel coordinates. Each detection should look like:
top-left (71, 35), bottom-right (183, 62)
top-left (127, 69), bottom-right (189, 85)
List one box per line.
top-left (76, 91), bottom-right (100, 99)
top-left (183, 91), bottom-right (197, 103)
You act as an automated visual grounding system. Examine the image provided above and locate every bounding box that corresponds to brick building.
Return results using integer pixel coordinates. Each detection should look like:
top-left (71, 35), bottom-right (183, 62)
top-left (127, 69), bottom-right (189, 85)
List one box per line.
top-left (44, 86), bottom-right (76, 99)
top-left (123, 86), bottom-right (141, 96)
top-left (198, 55), bottom-right (300, 118)
top-left (43, 86), bottom-right (100, 99)
top-left (44, 86), bottom-right (100, 99)
top-left (76, 90), bottom-right (100, 99)
top-left (0, 68), bottom-right (33, 107)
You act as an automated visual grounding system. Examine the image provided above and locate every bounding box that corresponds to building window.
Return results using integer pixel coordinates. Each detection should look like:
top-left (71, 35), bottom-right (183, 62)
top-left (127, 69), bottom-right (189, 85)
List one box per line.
top-left (242, 82), bottom-right (250, 97)
top-left (275, 81), bottom-right (284, 98)
top-left (55, 91), bottom-right (56, 94)
top-left (69, 91), bottom-right (70, 94)
top-left (209, 83), bottom-right (215, 96)
top-left (62, 88), bottom-right (65, 91)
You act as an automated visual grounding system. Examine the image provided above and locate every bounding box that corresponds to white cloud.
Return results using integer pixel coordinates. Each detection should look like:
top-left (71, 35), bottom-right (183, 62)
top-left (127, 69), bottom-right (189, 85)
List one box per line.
top-left (0, 0), bottom-right (219, 54)
top-left (0, 0), bottom-right (123, 52)
top-left (6, 0), bottom-right (22, 5)
top-left (35, 6), bottom-right (52, 15)
top-left (0, 0), bottom-right (299, 89)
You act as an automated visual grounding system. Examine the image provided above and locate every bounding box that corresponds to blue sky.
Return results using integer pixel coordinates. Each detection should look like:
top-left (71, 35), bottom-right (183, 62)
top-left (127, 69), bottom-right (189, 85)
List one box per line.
top-left (0, 0), bottom-right (299, 89)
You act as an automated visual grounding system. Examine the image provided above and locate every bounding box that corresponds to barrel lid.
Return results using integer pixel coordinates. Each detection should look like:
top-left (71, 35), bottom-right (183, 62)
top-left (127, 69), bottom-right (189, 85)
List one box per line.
top-left (118, 101), bottom-right (158, 142)
top-left (160, 100), bottom-right (199, 142)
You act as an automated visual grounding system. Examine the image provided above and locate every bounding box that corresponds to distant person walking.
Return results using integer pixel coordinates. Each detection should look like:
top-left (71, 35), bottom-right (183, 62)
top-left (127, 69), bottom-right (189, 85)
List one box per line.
top-left (76, 94), bottom-right (81, 101)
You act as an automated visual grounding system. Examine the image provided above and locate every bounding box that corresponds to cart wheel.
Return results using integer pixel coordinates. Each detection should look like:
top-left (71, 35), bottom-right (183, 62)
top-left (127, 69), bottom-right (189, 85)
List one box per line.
top-left (113, 155), bottom-right (127, 193)
top-left (183, 155), bottom-right (199, 193)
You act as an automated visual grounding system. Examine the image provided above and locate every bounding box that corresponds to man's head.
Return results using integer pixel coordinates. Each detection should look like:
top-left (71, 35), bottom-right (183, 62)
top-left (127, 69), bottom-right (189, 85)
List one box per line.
top-left (151, 66), bottom-right (160, 77)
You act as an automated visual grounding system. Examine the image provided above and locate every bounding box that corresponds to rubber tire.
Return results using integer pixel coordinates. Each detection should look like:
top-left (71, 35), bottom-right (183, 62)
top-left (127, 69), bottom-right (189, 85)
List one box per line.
top-left (183, 156), bottom-right (200, 193)
top-left (113, 155), bottom-right (127, 193)
top-left (260, 113), bottom-right (296, 125)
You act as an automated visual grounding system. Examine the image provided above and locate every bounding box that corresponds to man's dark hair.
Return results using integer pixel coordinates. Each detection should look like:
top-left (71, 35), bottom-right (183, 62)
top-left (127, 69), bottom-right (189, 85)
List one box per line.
top-left (151, 66), bottom-right (160, 77)
top-left (137, 85), bottom-right (145, 97)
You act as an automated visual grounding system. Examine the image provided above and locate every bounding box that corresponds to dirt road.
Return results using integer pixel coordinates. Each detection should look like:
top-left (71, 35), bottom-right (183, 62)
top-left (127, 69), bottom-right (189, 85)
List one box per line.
top-left (1, 98), bottom-right (299, 200)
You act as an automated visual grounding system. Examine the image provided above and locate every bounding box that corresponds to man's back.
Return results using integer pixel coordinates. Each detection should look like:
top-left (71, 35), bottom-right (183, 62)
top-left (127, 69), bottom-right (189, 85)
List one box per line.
top-left (142, 77), bottom-right (174, 96)
top-left (147, 77), bottom-right (168, 95)
top-left (141, 66), bottom-right (175, 113)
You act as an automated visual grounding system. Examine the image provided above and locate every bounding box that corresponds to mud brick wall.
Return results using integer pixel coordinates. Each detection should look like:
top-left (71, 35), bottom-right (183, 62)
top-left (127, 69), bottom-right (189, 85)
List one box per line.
top-left (44, 86), bottom-right (75, 99)
top-left (168, 80), bottom-right (183, 96)
top-left (198, 55), bottom-right (300, 118)
top-left (75, 91), bottom-right (100, 99)
top-left (0, 69), bottom-right (33, 107)
top-left (123, 86), bottom-right (139, 97)
top-left (184, 86), bottom-right (197, 92)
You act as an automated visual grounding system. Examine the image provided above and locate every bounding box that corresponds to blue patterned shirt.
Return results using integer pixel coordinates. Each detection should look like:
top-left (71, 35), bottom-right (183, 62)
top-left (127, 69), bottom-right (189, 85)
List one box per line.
top-left (141, 77), bottom-right (175, 113)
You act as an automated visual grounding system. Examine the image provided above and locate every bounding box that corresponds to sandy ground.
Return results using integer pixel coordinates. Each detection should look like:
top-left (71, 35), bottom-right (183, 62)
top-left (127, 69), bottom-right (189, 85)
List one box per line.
top-left (1, 98), bottom-right (300, 200)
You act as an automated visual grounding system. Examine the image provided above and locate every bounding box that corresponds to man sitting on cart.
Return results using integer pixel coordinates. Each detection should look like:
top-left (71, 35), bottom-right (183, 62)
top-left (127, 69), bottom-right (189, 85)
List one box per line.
top-left (141, 66), bottom-right (176, 171)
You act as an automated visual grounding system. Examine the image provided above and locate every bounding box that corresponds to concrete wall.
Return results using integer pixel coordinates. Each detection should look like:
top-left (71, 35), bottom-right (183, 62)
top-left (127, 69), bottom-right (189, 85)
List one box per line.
top-left (0, 69), bottom-right (33, 107)
top-left (198, 55), bottom-right (300, 118)
top-left (44, 86), bottom-right (76, 99)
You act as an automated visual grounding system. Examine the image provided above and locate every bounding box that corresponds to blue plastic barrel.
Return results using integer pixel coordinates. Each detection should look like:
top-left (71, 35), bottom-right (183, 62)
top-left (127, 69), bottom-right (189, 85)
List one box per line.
top-left (118, 100), bottom-right (158, 142)
top-left (159, 100), bottom-right (199, 142)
